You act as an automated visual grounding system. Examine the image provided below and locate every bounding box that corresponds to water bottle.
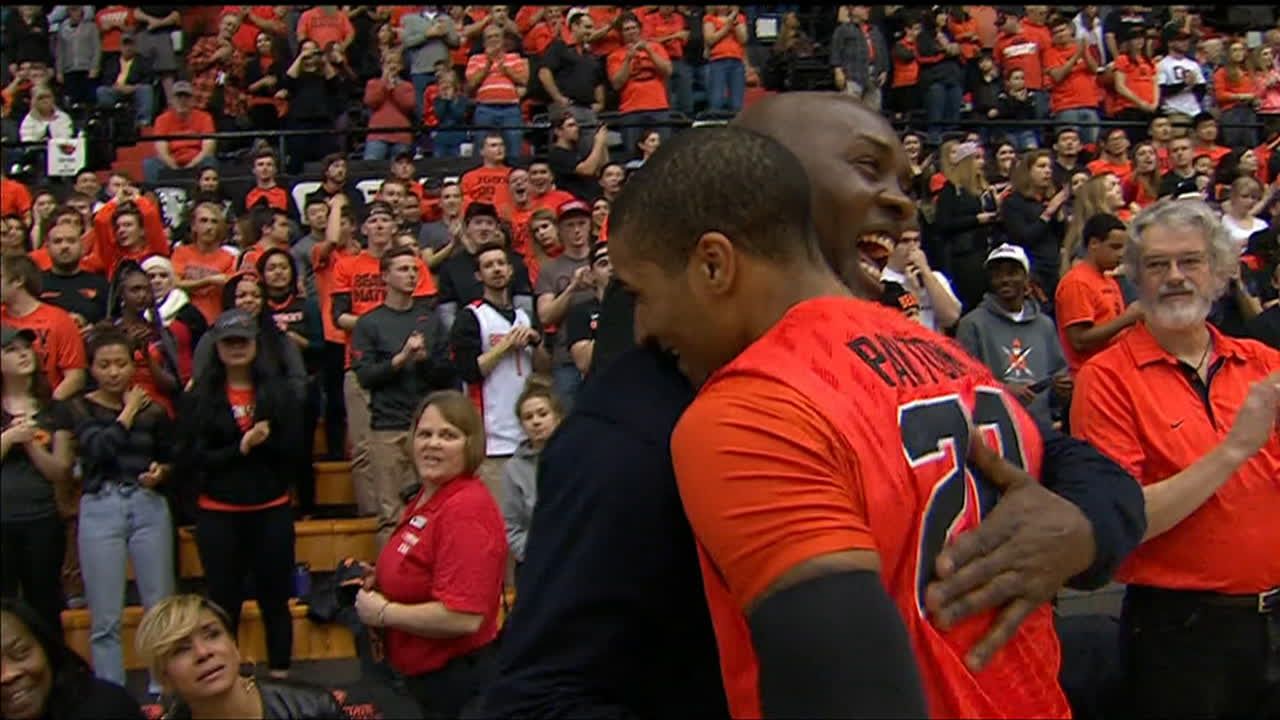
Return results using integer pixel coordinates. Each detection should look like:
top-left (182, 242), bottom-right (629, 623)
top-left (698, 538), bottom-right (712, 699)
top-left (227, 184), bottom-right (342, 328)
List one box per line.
top-left (293, 562), bottom-right (312, 599)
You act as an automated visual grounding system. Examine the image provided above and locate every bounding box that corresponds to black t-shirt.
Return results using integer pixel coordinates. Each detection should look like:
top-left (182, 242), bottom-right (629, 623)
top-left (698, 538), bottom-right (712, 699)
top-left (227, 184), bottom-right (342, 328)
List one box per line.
top-left (436, 248), bottom-right (533, 306)
top-left (540, 39), bottom-right (603, 106)
top-left (547, 145), bottom-right (598, 203)
top-left (0, 400), bottom-right (71, 523)
top-left (1247, 305), bottom-right (1280, 350)
top-left (1102, 8), bottom-right (1150, 43)
top-left (564, 296), bottom-right (602, 355)
top-left (40, 270), bottom-right (110, 327)
top-left (1158, 171), bottom-right (1200, 199)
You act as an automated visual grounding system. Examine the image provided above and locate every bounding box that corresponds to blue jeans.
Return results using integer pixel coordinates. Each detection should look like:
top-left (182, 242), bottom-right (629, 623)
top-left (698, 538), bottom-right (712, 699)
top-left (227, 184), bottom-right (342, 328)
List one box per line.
top-left (925, 80), bottom-right (964, 145)
top-left (1220, 104), bottom-right (1259, 150)
top-left (143, 154), bottom-right (217, 185)
top-left (363, 139), bottom-right (414, 161)
top-left (411, 71), bottom-right (436, 123)
top-left (668, 59), bottom-right (695, 116)
top-left (1053, 107), bottom-right (1101, 145)
top-left (96, 84), bottom-right (156, 126)
top-left (79, 484), bottom-right (174, 687)
top-left (621, 110), bottom-right (671, 157)
top-left (433, 129), bottom-right (467, 158)
top-left (552, 363), bottom-right (582, 414)
top-left (472, 102), bottom-right (525, 163)
top-left (707, 58), bottom-right (745, 113)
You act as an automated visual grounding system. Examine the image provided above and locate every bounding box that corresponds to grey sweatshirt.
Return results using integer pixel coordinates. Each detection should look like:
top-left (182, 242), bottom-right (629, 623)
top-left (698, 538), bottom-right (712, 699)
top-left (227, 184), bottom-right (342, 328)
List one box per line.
top-left (501, 439), bottom-right (539, 563)
top-left (400, 11), bottom-right (459, 76)
top-left (57, 17), bottom-right (101, 75)
top-left (954, 293), bottom-right (1067, 426)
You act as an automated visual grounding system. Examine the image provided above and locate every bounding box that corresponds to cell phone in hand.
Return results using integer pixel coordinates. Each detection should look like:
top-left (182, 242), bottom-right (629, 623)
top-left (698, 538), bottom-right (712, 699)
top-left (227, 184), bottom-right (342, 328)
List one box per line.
top-left (1027, 376), bottom-right (1053, 394)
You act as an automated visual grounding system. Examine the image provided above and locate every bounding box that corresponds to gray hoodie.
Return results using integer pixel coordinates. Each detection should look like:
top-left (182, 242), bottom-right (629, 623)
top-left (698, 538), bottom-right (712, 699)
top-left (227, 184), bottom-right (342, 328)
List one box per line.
top-left (954, 293), bottom-right (1067, 425)
top-left (501, 439), bottom-right (539, 563)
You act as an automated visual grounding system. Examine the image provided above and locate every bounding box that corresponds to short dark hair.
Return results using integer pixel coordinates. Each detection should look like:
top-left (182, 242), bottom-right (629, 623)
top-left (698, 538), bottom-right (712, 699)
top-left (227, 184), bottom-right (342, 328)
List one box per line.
top-left (1083, 213), bottom-right (1127, 246)
top-left (379, 244), bottom-right (419, 274)
top-left (608, 126), bottom-right (819, 270)
top-left (86, 325), bottom-right (134, 362)
top-left (1, 254), bottom-right (42, 295)
top-left (253, 206), bottom-right (287, 234)
top-left (474, 242), bottom-right (508, 261)
top-left (46, 205), bottom-right (84, 235)
top-left (618, 11), bottom-right (641, 27)
top-left (112, 203), bottom-right (144, 230)
top-left (321, 152), bottom-right (345, 171)
top-left (252, 147), bottom-right (278, 165)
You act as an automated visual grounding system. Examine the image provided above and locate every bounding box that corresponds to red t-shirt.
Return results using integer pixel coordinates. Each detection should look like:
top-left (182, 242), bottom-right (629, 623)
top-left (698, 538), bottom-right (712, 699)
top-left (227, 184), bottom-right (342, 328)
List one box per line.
top-left (1, 177), bottom-right (32, 218)
top-left (376, 477), bottom-right (507, 676)
top-left (642, 10), bottom-right (686, 60)
top-left (1213, 67), bottom-right (1260, 111)
top-left (153, 109), bottom-right (216, 167)
top-left (1110, 54), bottom-right (1156, 114)
top-left (0, 302), bottom-right (87, 390)
top-left (995, 32), bottom-right (1044, 89)
top-left (606, 43), bottom-right (671, 113)
top-left (1042, 43), bottom-right (1100, 113)
top-left (465, 52), bottom-right (529, 105)
top-left (1054, 261), bottom-right (1127, 373)
top-left (296, 7), bottom-right (354, 49)
top-left (171, 244), bottom-right (237, 324)
top-left (671, 298), bottom-right (1068, 719)
top-left (1087, 157), bottom-right (1133, 183)
top-left (222, 6), bottom-right (281, 55)
top-left (705, 14), bottom-right (746, 62)
top-left (96, 5), bottom-right (136, 53)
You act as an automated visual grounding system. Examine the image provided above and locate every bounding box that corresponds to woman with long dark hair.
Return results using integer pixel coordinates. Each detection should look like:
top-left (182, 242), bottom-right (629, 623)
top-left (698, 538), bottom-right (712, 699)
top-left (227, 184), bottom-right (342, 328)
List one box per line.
top-left (257, 248), bottom-right (323, 515)
top-left (107, 260), bottom-right (183, 417)
top-left (66, 326), bottom-right (176, 690)
top-left (1000, 150), bottom-right (1070, 309)
top-left (189, 270), bottom-right (307, 397)
top-left (0, 327), bottom-right (74, 635)
top-left (174, 308), bottom-right (303, 681)
top-left (0, 598), bottom-right (143, 720)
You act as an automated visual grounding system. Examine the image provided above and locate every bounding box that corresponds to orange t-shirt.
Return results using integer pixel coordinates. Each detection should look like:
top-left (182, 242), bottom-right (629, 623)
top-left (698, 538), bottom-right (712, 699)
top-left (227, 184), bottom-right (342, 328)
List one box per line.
top-left (460, 165), bottom-right (512, 211)
top-left (171, 244), bottom-right (237, 323)
top-left (465, 52), bottom-right (529, 105)
top-left (672, 297), bottom-right (1067, 720)
top-left (606, 43), bottom-right (671, 113)
top-left (994, 32), bottom-right (1044, 89)
top-left (948, 17), bottom-right (981, 61)
top-left (523, 20), bottom-right (574, 58)
top-left (1071, 324), bottom-right (1280, 594)
top-left (153, 109), bottom-right (216, 167)
top-left (331, 251), bottom-right (437, 366)
top-left (498, 203), bottom-right (536, 262)
top-left (296, 7), bottom-right (354, 49)
top-left (0, 302), bottom-right (87, 390)
top-left (1110, 54), bottom-right (1156, 114)
top-left (1054, 261), bottom-right (1127, 373)
top-left (96, 5), bottom-right (136, 53)
top-left (1123, 175), bottom-right (1160, 208)
top-left (223, 6), bottom-right (281, 55)
top-left (1087, 157), bottom-right (1132, 183)
top-left (642, 10), bottom-right (686, 60)
top-left (892, 39), bottom-right (919, 87)
top-left (313, 243), bottom-right (360, 344)
top-left (588, 6), bottom-right (623, 57)
top-left (704, 14), bottom-right (746, 62)
top-left (1213, 67), bottom-right (1259, 111)
top-left (28, 231), bottom-right (99, 274)
top-left (1042, 43), bottom-right (1100, 113)
top-left (1, 177), bottom-right (33, 218)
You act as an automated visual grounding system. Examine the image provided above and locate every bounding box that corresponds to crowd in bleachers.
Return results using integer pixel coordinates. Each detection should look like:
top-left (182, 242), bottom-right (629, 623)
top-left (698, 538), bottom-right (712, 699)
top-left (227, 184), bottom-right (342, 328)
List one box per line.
top-left (2, 5), bottom-right (1280, 720)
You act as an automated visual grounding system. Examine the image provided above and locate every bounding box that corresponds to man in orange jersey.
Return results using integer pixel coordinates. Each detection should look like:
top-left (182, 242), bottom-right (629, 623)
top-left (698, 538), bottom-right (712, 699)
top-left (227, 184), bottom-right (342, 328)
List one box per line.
top-left (476, 93), bottom-right (1145, 720)
top-left (0, 256), bottom-right (87, 400)
top-left (238, 148), bottom-right (299, 221)
top-left (609, 124), bottom-right (1069, 718)
top-left (1071, 199), bottom-right (1280, 719)
top-left (459, 133), bottom-right (513, 211)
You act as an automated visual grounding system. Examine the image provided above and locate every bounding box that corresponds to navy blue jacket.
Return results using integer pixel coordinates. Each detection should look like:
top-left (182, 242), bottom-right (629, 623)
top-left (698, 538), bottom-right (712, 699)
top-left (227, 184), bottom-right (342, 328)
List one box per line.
top-left (474, 347), bottom-right (729, 719)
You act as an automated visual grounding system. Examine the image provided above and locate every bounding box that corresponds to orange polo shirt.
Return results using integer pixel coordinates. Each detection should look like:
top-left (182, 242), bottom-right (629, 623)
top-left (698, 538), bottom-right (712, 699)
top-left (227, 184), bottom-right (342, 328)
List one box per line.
top-left (1071, 324), bottom-right (1280, 594)
top-left (1055, 261), bottom-right (1127, 374)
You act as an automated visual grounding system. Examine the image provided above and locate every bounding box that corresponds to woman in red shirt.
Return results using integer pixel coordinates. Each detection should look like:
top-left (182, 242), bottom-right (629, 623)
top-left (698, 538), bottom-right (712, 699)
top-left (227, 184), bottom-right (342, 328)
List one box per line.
top-left (355, 390), bottom-right (507, 719)
top-left (1124, 141), bottom-right (1162, 210)
top-left (703, 6), bottom-right (748, 113)
top-left (1214, 39), bottom-right (1262, 150)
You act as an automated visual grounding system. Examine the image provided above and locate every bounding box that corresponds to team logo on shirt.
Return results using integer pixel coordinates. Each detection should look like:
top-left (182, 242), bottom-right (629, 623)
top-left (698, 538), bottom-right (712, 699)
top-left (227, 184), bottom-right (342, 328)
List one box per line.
top-left (409, 515), bottom-right (427, 529)
top-left (1002, 337), bottom-right (1035, 381)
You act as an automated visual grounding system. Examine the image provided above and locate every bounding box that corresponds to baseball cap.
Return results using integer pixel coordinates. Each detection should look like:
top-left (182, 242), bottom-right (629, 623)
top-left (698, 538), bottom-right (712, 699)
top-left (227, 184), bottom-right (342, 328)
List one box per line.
top-left (172, 81), bottom-right (194, 96)
top-left (567, 7), bottom-right (590, 25)
top-left (985, 243), bottom-right (1031, 273)
top-left (557, 199), bottom-right (591, 221)
top-left (209, 308), bottom-right (258, 341)
top-left (464, 201), bottom-right (499, 224)
top-left (1163, 24), bottom-right (1191, 44)
top-left (0, 326), bottom-right (37, 347)
top-left (365, 200), bottom-right (395, 221)
top-left (589, 242), bottom-right (609, 266)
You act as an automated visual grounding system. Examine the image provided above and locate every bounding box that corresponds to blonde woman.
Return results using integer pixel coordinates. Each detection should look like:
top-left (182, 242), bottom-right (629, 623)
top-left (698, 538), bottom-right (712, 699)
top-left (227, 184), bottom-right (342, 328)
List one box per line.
top-left (1062, 173), bottom-right (1128, 274)
top-left (135, 594), bottom-right (342, 719)
top-left (934, 141), bottom-right (997, 310)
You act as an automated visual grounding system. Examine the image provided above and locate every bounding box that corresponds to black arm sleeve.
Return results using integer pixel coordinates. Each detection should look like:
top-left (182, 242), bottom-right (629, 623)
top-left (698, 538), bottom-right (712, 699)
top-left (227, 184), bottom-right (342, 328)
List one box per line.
top-left (449, 307), bottom-right (484, 384)
top-left (331, 291), bottom-right (353, 328)
top-left (1037, 421), bottom-right (1147, 590)
top-left (749, 570), bottom-right (928, 719)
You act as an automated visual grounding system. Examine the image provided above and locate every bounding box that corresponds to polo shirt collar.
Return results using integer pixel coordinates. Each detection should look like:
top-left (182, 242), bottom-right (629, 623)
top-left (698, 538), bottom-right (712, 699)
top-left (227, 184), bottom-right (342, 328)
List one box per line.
top-left (1125, 321), bottom-right (1248, 368)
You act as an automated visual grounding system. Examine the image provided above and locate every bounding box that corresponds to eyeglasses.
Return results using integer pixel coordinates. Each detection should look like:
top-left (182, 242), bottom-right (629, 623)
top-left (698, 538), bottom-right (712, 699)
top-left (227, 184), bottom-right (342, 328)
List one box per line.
top-left (1140, 253), bottom-right (1207, 276)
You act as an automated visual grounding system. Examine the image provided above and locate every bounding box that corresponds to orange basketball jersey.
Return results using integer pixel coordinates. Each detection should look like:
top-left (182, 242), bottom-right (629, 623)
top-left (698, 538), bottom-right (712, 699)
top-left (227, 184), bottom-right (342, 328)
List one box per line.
top-left (672, 297), bottom-right (1070, 719)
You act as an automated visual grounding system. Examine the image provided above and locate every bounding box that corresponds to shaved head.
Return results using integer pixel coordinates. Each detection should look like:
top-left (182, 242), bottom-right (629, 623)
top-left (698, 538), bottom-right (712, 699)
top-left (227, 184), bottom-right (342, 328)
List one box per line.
top-left (733, 92), bottom-right (915, 299)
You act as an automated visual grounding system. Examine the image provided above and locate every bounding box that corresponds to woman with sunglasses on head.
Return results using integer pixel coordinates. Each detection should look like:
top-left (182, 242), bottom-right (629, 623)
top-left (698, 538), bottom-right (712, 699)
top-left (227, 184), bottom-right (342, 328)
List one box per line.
top-left (0, 597), bottom-right (143, 720)
top-left (174, 308), bottom-right (304, 682)
top-left (0, 326), bottom-right (75, 636)
top-left (66, 326), bottom-right (176, 692)
top-left (135, 594), bottom-right (342, 719)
